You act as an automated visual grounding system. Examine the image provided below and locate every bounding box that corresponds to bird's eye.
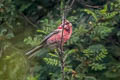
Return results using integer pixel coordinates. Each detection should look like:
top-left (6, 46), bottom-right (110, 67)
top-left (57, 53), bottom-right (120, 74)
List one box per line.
top-left (65, 22), bottom-right (69, 25)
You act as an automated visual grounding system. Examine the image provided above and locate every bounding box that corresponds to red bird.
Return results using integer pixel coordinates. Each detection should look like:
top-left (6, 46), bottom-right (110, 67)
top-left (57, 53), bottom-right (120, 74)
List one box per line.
top-left (26, 20), bottom-right (72, 58)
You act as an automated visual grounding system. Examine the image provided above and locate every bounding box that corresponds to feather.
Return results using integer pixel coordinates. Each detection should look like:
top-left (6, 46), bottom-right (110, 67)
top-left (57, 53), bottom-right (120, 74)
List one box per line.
top-left (40, 29), bottom-right (62, 45)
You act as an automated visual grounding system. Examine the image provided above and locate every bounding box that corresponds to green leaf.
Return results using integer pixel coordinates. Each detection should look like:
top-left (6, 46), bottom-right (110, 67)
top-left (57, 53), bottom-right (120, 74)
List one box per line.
top-left (83, 9), bottom-right (98, 21)
top-left (19, 3), bottom-right (32, 12)
top-left (100, 4), bottom-right (108, 14)
top-left (36, 30), bottom-right (47, 34)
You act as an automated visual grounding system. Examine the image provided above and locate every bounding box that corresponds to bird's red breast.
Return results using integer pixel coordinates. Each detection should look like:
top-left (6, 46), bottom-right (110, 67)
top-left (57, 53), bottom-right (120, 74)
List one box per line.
top-left (46, 20), bottom-right (72, 48)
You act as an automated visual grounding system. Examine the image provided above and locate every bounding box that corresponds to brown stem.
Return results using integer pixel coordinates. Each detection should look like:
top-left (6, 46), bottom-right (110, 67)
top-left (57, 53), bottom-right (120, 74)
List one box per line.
top-left (59, 0), bottom-right (75, 80)
top-left (58, 48), bottom-right (65, 80)
top-left (60, 16), bottom-right (65, 80)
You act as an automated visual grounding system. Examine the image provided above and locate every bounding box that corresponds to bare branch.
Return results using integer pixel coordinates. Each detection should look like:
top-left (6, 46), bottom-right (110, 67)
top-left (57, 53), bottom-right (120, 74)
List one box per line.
top-left (69, 0), bottom-right (75, 8)
top-left (85, 4), bottom-right (102, 9)
top-left (58, 0), bottom-right (75, 80)
top-left (78, 0), bottom-right (102, 9)
top-left (20, 13), bottom-right (38, 28)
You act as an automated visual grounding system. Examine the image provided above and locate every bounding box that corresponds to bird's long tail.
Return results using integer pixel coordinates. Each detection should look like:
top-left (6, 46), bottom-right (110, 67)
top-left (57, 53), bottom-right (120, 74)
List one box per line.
top-left (25, 45), bottom-right (43, 59)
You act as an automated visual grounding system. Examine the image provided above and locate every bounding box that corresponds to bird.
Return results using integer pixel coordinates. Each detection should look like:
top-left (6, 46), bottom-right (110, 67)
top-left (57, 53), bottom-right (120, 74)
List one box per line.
top-left (25, 20), bottom-right (72, 58)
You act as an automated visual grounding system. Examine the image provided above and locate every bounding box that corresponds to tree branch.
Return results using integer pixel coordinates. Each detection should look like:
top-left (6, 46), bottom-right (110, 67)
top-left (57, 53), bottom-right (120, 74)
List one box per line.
top-left (58, 0), bottom-right (75, 80)
top-left (20, 13), bottom-right (38, 28)
top-left (78, 0), bottom-right (103, 9)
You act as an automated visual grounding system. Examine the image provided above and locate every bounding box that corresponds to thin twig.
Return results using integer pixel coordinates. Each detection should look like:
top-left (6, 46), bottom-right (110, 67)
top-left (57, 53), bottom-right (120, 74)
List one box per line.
top-left (58, 0), bottom-right (75, 80)
top-left (64, 0), bottom-right (75, 16)
top-left (20, 13), bottom-right (38, 28)
top-left (58, 1), bottom-right (66, 80)
top-left (85, 4), bottom-right (102, 9)
top-left (69, 0), bottom-right (75, 8)
top-left (79, 0), bottom-right (102, 9)
top-left (60, 14), bottom-right (66, 80)
top-left (66, 0), bottom-right (71, 6)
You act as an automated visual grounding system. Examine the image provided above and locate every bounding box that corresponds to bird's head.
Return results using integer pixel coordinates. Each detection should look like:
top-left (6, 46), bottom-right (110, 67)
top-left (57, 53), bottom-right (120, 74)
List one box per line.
top-left (58, 20), bottom-right (72, 31)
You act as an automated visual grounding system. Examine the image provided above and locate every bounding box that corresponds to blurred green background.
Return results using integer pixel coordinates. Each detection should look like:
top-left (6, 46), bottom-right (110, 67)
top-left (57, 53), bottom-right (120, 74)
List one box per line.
top-left (0, 0), bottom-right (120, 80)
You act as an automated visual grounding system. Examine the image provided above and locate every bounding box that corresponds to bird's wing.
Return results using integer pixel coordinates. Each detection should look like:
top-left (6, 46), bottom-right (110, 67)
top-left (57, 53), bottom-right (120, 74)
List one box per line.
top-left (40, 29), bottom-right (62, 45)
